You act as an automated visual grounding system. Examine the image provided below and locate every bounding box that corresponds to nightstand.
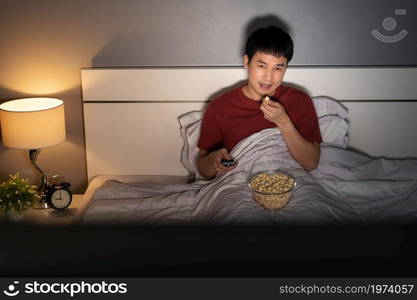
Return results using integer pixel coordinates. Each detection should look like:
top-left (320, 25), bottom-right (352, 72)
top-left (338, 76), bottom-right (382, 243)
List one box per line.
top-left (0, 194), bottom-right (85, 226)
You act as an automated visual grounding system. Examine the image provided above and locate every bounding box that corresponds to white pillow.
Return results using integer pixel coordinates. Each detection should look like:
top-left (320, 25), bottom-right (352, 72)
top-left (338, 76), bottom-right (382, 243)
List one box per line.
top-left (178, 96), bottom-right (349, 175)
top-left (179, 111), bottom-right (203, 175)
top-left (313, 96), bottom-right (349, 148)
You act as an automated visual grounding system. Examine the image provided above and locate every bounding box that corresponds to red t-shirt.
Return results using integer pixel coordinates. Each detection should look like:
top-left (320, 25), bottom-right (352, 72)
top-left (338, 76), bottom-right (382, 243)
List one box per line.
top-left (197, 84), bottom-right (322, 152)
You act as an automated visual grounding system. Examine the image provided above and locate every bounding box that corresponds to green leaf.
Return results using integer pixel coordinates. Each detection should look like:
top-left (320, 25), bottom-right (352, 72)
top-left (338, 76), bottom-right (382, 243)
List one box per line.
top-left (0, 173), bottom-right (38, 213)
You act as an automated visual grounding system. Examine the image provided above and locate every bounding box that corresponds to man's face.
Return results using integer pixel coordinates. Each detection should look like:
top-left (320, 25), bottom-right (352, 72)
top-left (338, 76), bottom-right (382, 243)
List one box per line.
top-left (243, 51), bottom-right (287, 101)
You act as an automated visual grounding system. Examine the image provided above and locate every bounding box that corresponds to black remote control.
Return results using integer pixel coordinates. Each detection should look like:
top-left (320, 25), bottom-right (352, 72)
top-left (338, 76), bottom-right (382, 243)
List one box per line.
top-left (221, 159), bottom-right (236, 167)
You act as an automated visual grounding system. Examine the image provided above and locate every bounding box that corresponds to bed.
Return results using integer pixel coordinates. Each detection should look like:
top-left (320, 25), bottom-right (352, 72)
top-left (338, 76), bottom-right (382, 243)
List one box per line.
top-left (23, 66), bottom-right (409, 276)
top-left (75, 67), bottom-right (417, 227)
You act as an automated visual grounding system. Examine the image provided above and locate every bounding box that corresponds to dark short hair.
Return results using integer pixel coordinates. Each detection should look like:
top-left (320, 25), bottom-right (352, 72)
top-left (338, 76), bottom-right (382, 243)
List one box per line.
top-left (245, 25), bottom-right (294, 63)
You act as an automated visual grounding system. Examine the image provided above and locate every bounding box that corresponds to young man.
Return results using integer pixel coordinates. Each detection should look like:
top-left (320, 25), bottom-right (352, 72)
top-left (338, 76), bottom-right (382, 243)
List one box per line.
top-left (197, 25), bottom-right (322, 179)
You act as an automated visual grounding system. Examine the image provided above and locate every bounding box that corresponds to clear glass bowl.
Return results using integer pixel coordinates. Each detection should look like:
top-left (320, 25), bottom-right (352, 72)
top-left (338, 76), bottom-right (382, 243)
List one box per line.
top-left (248, 169), bottom-right (296, 210)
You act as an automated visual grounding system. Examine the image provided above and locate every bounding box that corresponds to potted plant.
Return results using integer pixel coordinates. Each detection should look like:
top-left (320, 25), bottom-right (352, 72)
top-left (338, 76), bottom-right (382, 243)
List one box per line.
top-left (0, 173), bottom-right (40, 218)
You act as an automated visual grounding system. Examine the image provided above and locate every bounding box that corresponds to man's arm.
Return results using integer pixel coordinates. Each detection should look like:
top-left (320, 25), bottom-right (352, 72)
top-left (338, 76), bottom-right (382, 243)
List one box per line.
top-left (277, 122), bottom-right (320, 171)
top-left (196, 148), bottom-right (237, 179)
top-left (260, 97), bottom-right (320, 171)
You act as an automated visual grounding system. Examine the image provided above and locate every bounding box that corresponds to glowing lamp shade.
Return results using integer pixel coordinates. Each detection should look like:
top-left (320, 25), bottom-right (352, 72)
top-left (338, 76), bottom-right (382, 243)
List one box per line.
top-left (0, 98), bottom-right (65, 149)
top-left (0, 98), bottom-right (66, 208)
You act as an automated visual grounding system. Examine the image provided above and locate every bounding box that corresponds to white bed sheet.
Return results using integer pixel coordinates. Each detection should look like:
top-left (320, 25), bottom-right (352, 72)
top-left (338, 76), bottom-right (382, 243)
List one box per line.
top-left (75, 129), bottom-right (417, 226)
top-left (73, 175), bottom-right (189, 224)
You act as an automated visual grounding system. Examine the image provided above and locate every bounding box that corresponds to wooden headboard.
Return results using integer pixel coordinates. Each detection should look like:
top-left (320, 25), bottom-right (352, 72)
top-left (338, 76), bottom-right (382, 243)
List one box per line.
top-left (81, 67), bottom-right (417, 182)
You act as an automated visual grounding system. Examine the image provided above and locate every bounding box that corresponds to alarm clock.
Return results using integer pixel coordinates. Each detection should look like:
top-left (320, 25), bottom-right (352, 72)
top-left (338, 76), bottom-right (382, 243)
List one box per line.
top-left (45, 176), bottom-right (72, 210)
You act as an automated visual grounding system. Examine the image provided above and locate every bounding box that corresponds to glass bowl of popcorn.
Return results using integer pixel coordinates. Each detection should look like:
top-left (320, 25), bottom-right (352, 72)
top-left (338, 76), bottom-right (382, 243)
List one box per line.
top-left (248, 170), bottom-right (296, 210)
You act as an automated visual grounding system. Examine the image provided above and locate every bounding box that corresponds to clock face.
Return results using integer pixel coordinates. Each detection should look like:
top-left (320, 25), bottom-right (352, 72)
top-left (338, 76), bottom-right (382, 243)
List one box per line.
top-left (50, 189), bottom-right (72, 209)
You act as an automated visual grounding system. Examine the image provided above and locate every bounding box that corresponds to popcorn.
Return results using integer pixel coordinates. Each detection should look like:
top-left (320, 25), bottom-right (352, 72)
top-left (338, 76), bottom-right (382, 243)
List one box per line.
top-left (249, 172), bottom-right (296, 210)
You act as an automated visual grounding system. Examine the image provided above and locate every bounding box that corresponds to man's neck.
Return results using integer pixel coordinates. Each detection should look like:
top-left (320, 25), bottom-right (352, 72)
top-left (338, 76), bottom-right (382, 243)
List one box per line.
top-left (242, 84), bottom-right (264, 101)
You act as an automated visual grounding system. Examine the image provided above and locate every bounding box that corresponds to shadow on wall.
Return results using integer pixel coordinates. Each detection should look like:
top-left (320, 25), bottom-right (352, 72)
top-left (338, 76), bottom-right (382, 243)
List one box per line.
top-left (203, 15), bottom-right (296, 111)
top-left (89, 14), bottom-right (300, 110)
top-left (241, 14), bottom-right (293, 58)
top-left (91, 32), bottom-right (163, 67)
top-left (91, 15), bottom-right (293, 68)
top-left (0, 87), bottom-right (38, 103)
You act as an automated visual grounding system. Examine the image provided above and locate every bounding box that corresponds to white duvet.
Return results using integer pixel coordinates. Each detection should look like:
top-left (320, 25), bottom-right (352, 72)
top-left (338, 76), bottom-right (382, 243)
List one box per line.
top-left (77, 128), bottom-right (417, 226)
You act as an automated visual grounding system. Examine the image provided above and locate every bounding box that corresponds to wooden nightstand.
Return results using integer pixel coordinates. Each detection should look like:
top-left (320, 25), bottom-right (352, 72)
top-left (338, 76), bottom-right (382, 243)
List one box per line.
top-left (0, 194), bottom-right (85, 226)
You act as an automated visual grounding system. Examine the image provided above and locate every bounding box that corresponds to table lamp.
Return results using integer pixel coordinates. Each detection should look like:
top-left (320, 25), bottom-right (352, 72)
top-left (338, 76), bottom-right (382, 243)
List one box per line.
top-left (0, 98), bottom-right (66, 208)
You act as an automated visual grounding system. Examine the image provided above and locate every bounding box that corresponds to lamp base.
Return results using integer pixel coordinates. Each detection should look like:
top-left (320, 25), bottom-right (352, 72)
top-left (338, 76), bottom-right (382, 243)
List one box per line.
top-left (34, 199), bottom-right (49, 209)
top-left (33, 193), bottom-right (49, 209)
top-left (29, 149), bottom-right (50, 209)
